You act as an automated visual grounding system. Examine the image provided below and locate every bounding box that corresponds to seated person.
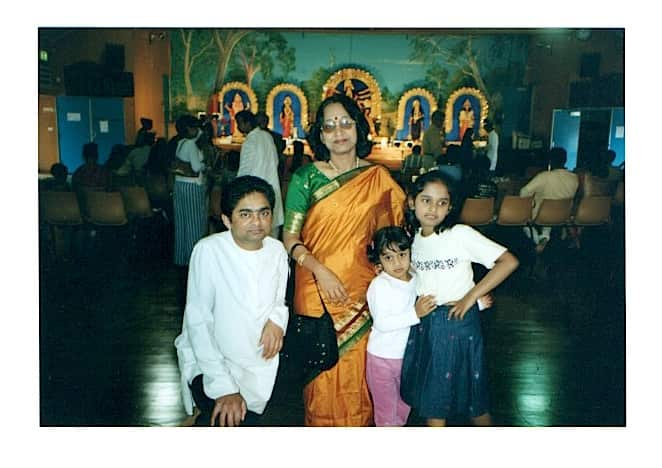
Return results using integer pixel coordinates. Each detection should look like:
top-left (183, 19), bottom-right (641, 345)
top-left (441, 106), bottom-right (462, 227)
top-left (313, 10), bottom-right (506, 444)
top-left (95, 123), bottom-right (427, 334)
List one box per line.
top-left (41, 163), bottom-right (70, 192)
top-left (135, 117), bottom-right (153, 146)
top-left (116, 132), bottom-right (155, 177)
top-left (434, 144), bottom-right (463, 183)
top-left (174, 175), bottom-right (288, 426)
top-left (603, 149), bottom-right (624, 183)
top-left (464, 154), bottom-right (497, 199)
top-left (402, 145), bottom-right (423, 173)
top-left (104, 144), bottom-right (129, 172)
top-left (72, 142), bottom-right (110, 192)
top-left (520, 147), bottom-right (579, 252)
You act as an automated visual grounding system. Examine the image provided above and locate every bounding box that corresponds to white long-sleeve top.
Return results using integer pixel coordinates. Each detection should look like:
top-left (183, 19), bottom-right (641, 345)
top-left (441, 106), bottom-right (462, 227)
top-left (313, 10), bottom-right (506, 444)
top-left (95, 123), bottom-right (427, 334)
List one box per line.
top-left (175, 129), bottom-right (206, 185)
top-left (174, 231), bottom-right (289, 415)
top-left (237, 127), bottom-right (284, 227)
top-left (366, 272), bottom-right (420, 359)
top-left (487, 129), bottom-right (499, 171)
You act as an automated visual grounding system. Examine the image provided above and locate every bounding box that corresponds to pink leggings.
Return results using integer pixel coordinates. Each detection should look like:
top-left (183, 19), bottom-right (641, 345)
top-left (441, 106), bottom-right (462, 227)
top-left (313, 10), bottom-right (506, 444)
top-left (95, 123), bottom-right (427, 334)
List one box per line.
top-left (366, 352), bottom-right (411, 426)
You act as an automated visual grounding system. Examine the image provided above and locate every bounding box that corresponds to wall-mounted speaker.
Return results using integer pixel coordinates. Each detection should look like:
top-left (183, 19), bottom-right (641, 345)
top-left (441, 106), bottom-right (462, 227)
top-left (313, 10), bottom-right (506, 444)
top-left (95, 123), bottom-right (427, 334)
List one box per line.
top-left (103, 43), bottom-right (125, 72)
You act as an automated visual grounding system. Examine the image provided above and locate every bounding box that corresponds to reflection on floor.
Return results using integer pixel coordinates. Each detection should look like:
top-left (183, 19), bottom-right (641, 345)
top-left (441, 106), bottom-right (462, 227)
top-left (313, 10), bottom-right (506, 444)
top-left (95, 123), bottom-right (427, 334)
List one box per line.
top-left (39, 216), bottom-right (624, 427)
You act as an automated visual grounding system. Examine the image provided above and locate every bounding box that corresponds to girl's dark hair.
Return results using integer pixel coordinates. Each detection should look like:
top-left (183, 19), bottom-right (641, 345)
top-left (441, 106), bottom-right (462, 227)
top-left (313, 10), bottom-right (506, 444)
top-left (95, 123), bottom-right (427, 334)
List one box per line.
top-left (404, 170), bottom-right (462, 236)
top-left (306, 94), bottom-right (372, 162)
top-left (367, 226), bottom-right (412, 265)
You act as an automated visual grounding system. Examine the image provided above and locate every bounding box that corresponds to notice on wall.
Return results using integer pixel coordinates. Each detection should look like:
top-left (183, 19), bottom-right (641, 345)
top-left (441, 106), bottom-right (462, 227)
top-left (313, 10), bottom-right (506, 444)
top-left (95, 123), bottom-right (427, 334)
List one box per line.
top-left (615, 126), bottom-right (624, 138)
top-left (66, 112), bottom-right (81, 122)
top-left (99, 121), bottom-right (109, 133)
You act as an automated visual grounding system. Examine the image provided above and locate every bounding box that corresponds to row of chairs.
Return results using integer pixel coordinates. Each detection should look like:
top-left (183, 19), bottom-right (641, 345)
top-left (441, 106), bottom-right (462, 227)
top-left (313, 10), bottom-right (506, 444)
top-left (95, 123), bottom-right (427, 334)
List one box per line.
top-left (459, 194), bottom-right (618, 230)
top-left (40, 187), bottom-right (154, 227)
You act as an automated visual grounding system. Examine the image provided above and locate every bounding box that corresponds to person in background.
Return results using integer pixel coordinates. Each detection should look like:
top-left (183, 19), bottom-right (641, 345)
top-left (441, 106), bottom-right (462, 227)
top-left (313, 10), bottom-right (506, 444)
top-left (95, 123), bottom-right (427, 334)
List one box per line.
top-left (172, 115), bottom-right (208, 309)
top-left (402, 144), bottom-right (423, 173)
top-left (519, 147), bottom-right (579, 253)
top-left (435, 144), bottom-right (463, 184)
top-left (72, 142), bottom-right (110, 192)
top-left (174, 175), bottom-right (288, 427)
top-left (464, 154), bottom-right (498, 200)
top-left (422, 110), bottom-right (445, 161)
top-left (236, 110), bottom-right (284, 238)
top-left (256, 111), bottom-right (286, 179)
top-left (484, 119), bottom-right (499, 173)
top-left (135, 117), bottom-right (153, 147)
top-left (41, 163), bottom-right (70, 192)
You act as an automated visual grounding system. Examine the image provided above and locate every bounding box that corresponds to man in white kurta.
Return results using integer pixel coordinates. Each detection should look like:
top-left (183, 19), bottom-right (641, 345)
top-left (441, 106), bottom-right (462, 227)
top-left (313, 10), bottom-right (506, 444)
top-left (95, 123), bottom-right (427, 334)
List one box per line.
top-left (236, 110), bottom-right (284, 238)
top-left (174, 175), bottom-right (289, 426)
top-left (485, 121), bottom-right (499, 172)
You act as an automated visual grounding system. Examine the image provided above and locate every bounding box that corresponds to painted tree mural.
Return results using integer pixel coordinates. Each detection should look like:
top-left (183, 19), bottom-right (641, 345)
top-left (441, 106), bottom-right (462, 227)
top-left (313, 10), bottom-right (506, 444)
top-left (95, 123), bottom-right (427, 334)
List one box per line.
top-left (179, 29), bottom-right (215, 110)
top-left (410, 34), bottom-right (526, 117)
top-left (212, 29), bottom-right (251, 96)
top-left (229, 32), bottom-right (296, 88)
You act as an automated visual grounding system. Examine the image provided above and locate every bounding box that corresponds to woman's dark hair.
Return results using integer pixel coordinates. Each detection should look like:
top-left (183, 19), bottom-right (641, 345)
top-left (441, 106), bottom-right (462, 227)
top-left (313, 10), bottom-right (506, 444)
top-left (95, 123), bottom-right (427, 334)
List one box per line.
top-left (221, 175), bottom-right (275, 218)
top-left (404, 169), bottom-right (462, 237)
top-left (306, 93), bottom-right (372, 162)
top-left (367, 226), bottom-right (412, 265)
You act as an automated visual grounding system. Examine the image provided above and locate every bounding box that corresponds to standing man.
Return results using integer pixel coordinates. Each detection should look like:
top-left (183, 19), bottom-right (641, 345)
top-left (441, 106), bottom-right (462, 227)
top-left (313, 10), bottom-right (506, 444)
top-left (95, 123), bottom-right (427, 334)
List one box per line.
top-left (174, 175), bottom-right (289, 427)
top-left (235, 110), bottom-right (284, 238)
top-left (422, 110), bottom-right (445, 162)
top-left (485, 120), bottom-right (499, 173)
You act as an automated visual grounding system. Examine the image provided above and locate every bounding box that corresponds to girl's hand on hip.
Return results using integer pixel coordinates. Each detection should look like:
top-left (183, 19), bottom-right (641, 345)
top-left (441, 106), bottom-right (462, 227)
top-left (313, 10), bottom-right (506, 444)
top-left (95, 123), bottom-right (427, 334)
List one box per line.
top-left (447, 295), bottom-right (476, 320)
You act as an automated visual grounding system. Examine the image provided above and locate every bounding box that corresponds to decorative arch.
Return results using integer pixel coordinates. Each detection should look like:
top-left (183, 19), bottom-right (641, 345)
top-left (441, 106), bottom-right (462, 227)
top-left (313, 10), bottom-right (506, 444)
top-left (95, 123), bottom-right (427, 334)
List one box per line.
top-left (322, 68), bottom-right (382, 136)
top-left (266, 83), bottom-right (309, 139)
top-left (395, 88), bottom-right (438, 142)
top-left (444, 87), bottom-right (489, 143)
top-left (217, 81), bottom-right (258, 140)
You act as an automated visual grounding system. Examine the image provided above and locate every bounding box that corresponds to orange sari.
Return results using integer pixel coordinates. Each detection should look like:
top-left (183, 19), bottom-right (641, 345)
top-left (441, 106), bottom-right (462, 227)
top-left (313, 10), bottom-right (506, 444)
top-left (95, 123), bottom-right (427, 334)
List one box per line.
top-left (285, 164), bottom-right (405, 426)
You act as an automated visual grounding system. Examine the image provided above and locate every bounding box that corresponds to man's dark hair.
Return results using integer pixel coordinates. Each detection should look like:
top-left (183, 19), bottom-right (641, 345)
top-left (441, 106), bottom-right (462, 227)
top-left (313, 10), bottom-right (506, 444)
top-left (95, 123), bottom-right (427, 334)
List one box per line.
top-left (221, 175), bottom-right (275, 217)
top-left (82, 142), bottom-right (99, 161)
top-left (549, 147), bottom-right (568, 169)
top-left (255, 111), bottom-right (269, 129)
top-left (235, 110), bottom-right (256, 129)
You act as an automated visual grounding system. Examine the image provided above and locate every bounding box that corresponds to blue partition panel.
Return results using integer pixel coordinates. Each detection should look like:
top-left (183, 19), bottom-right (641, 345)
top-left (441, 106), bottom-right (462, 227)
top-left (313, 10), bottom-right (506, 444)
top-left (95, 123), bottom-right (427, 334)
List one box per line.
top-left (56, 96), bottom-right (92, 172)
top-left (609, 108), bottom-right (625, 167)
top-left (550, 109), bottom-right (581, 170)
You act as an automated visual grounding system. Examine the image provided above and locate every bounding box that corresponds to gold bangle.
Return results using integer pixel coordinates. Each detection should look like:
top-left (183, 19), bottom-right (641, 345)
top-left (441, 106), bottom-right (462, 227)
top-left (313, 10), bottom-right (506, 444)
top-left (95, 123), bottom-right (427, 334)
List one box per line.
top-left (296, 252), bottom-right (308, 267)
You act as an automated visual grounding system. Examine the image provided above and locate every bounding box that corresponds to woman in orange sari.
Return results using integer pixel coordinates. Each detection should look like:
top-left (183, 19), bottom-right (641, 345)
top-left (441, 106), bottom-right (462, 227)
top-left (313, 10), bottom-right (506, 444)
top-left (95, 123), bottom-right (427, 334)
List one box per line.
top-left (283, 94), bottom-right (405, 426)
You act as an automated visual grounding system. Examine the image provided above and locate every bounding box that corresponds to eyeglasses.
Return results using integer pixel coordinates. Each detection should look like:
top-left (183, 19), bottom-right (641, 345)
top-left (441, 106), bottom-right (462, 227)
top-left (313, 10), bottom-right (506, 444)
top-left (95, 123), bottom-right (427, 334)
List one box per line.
top-left (321, 117), bottom-right (355, 133)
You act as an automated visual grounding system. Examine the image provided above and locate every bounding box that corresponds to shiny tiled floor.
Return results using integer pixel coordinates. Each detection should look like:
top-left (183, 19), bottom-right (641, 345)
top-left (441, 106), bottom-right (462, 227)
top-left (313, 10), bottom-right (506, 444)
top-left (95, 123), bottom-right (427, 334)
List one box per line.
top-left (39, 215), bottom-right (624, 426)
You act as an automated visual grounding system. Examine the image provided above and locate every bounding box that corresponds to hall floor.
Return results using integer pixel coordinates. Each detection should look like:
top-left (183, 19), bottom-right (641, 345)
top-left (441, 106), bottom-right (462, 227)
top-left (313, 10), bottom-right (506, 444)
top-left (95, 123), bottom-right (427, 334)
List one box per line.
top-left (39, 216), bottom-right (625, 427)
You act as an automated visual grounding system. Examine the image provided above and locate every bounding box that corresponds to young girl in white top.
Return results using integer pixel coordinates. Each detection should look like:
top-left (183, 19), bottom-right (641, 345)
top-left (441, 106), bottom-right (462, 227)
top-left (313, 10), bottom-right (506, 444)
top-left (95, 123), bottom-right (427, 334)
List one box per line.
top-left (401, 170), bottom-right (519, 427)
top-left (365, 226), bottom-right (437, 426)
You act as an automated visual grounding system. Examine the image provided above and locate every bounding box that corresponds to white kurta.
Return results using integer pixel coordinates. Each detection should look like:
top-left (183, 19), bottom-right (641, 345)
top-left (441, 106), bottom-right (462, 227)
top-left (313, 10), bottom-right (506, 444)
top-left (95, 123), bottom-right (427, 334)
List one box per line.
top-left (237, 127), bottom-right (284, 228)
top-left (487, 129), bottom-right (499, 171)
top-left (174, 231), bottom-right (289, 415)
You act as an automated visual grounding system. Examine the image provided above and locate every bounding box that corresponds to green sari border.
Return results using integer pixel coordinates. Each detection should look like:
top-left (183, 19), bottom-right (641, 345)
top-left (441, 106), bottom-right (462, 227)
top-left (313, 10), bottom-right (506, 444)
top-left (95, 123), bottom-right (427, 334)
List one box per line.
top-left (311, 165), bottom-right (372, 205)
